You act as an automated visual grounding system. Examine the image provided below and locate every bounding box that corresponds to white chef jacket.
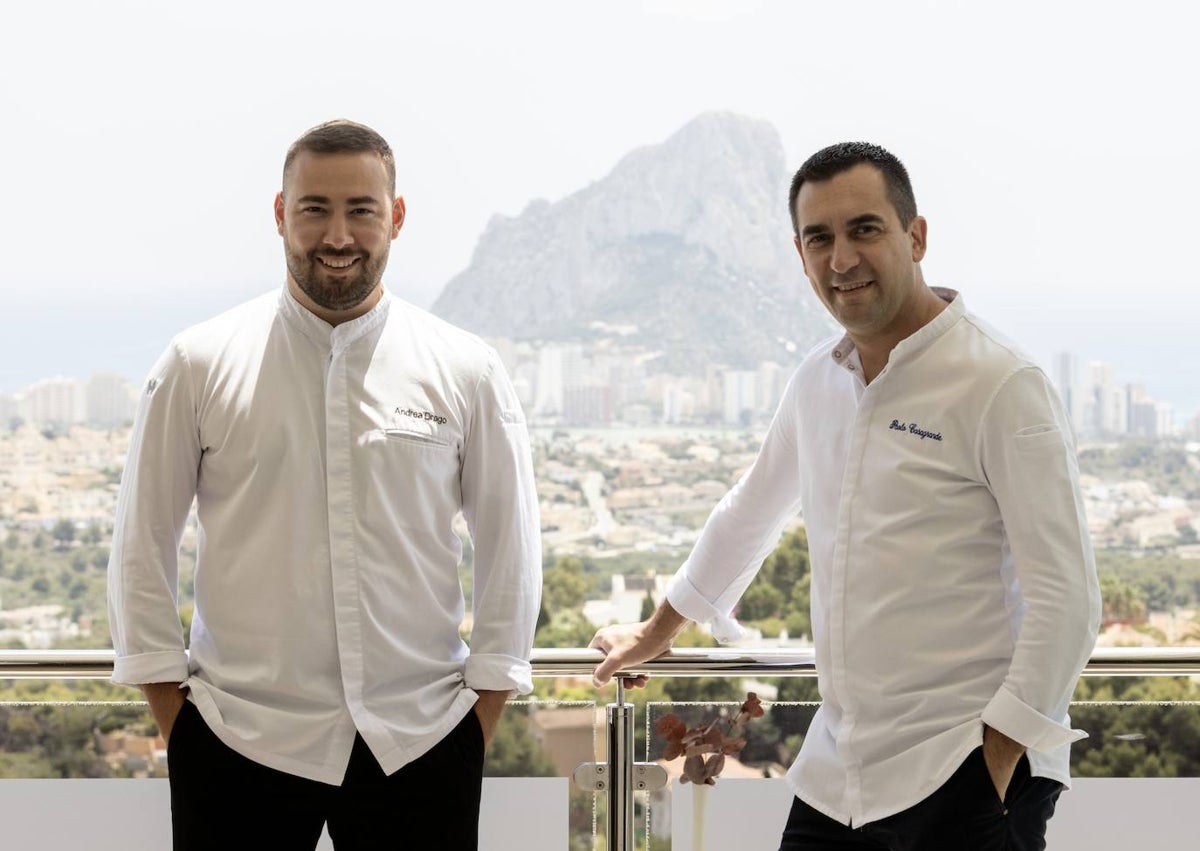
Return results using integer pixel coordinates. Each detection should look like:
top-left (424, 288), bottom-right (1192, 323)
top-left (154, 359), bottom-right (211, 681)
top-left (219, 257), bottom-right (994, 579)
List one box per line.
top-left (667, 288), bottom-right (1100, 826)
top-left (107, 285), bottom-right (542, 785)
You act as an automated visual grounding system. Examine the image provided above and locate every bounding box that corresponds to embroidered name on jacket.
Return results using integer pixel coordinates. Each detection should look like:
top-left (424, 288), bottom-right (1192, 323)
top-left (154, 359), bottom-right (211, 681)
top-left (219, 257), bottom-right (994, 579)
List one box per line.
top-left (889, 419), bottom-right (943, 441)
top-left (395, 406), bottom-right (448, 426)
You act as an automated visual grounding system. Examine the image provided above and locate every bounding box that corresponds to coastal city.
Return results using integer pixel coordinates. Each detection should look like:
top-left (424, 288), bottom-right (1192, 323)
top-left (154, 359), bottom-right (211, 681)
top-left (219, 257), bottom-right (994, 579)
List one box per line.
top-left (2, 341), bottom-right (1198, 837)
top-left (1, 337), bottom-right (1198, 651)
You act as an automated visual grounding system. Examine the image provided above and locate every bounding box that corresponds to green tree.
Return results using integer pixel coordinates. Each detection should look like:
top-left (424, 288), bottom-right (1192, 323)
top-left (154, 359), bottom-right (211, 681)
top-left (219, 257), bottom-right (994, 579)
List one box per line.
top-left (542, 556), bottom-right (590, 612)
top-left (3, 712), bottom-right (41, 751)
top-left (737, 526), bottom-right (812, 632)
top-left (51, 519), bottom-right (76, 550)
top-left (0, 752), bottom-right (53, 778)
top-left (1099, 574), bottom-right (1147, 623)
top-left (482, 707), bottom-right (557, 778)
top-left (535, 608), bottom-right (597, 649)
top-left (737, 582), bottom-right (785, 621)
top-left (639, 590), bottom-right (656, 621)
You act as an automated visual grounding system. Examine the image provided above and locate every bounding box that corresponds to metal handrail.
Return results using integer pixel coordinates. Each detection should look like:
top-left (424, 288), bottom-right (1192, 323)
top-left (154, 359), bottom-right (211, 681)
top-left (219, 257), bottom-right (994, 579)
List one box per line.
top-left (2, 645), bottom-right (1200, 680)
top-left (4, 645), bottom-right (1200, 851)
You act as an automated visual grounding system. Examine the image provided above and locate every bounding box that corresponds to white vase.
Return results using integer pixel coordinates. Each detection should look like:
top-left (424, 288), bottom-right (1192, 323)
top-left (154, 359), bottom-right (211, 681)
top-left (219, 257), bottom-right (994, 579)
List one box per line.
top-left (691, 783), bottom-right (709, 851)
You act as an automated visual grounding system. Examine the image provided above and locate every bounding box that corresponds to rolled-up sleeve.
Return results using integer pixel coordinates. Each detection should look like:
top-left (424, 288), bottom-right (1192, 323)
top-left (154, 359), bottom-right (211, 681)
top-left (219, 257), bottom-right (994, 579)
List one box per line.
top-left (978, 367), bottom-right (1101, 751)
top-left (459, 352), bottom-right (543, 695)
top-left (107, 341), bottom-right (201, 686)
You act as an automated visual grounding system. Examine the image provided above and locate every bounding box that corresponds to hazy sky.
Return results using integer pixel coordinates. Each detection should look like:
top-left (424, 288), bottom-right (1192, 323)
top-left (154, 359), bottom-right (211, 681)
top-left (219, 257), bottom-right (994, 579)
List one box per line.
top-left (2, 1), bottom-right (1197, 417)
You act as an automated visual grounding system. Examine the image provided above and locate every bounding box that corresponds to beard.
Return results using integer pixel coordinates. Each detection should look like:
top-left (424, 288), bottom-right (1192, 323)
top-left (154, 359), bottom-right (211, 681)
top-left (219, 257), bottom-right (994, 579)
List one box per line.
top-left (285, 244), bottom-right (389, 312)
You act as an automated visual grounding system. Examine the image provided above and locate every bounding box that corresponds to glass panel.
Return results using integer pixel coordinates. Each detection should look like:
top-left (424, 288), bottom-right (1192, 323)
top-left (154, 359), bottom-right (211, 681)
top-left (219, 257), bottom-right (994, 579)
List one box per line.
top-left (644, 677), bottom-right (1200, 849)
top-left (0, 692), bottom-right (595, 850)
top-left (489, 699), bottom-right (599, 851)
top-left (645, 698), bottom-right (818, 851)
top-left (6, 676), bottom-right (1200, 848)
top-left (0, 683), bottom-right (149, 778)
top-left (1070, 676), bottom-right (1200, 777)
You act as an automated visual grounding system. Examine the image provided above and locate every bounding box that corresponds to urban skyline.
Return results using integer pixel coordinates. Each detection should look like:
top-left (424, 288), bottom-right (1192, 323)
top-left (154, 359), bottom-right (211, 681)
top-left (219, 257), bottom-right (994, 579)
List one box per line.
top-left (3, 340), bottom-right (1196, 440)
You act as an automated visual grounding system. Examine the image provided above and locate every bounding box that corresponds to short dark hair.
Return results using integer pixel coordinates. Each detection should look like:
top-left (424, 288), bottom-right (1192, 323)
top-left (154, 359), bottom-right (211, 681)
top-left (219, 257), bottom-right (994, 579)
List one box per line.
top-left (282, 119), bottom-right (396, 197)
top-left (788, 142), bottom-right (917, 235)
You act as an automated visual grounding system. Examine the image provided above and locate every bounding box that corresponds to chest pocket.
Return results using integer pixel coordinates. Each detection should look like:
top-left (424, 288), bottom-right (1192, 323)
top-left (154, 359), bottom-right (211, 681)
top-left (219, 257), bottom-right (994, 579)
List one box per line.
top-left (358, 426), bottom-right (460, 530)
top-left (380, 425), bottom-right (451, 448)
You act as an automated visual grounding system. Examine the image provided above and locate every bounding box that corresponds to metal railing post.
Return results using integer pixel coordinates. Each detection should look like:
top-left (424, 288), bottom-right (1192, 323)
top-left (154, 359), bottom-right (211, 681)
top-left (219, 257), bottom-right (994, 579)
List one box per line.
top-left (606, 680), bottom-right (634, 851)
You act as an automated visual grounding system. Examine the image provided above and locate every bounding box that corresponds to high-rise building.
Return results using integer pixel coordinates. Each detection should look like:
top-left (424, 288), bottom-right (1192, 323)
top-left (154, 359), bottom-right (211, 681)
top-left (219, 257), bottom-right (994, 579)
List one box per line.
top-left (20, 377), bottom-right (86, 427)
top-left (86, 372), bottom-right (136, 428)
top-left (1155, 401), bottom-right (1174, 438)
top-left (533, 345), bottom-right (565, 420)
top-left (604, 357), bottom-right (647, 413)
top-left (1052, 351), bottom-right (1081, 428)
top-left (533, 343), bottom-right (587, 421)
top-left (0, 392), bottom-right (18, 426)
top-left (1184, 412), bottom-right (1200, 441)
top-left (723, 370), bottom-right (758, 426)
top-left (703, 364), bottom-right (727, 420)
top-left (1122, 384), bottom-right (1173, 439)
top-left (563, 384), bottom-right (611, 425)
top-left (1081, 361), bottom-right (1124, 437)
top-left (757, 361), bottom-right (786, 415)
top-left (1128, 399), bottom-right (1158, 439)
top-left (662, 381), bottom-right (696, 424)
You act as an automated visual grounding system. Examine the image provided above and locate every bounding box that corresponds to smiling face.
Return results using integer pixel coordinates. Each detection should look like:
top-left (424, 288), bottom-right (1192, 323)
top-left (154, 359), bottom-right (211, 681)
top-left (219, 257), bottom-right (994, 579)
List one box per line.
top-left (274, 149), bottom-right (404, 323)
top-left (793, 162), bottom-right (929, 350)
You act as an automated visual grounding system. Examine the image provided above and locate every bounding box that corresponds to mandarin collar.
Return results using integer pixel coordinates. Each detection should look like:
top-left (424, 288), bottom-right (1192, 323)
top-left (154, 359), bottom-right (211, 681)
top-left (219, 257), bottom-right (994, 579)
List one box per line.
top-left (277, 283), bottom-right (392, 350)
top-left (828, 287), bottom-right (963, 372)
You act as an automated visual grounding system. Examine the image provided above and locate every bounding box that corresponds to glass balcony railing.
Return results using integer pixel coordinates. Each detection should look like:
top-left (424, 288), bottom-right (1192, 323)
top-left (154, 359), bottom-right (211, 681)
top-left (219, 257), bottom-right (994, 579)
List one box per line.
top-left (2, 646), bottom-right (1199, 850)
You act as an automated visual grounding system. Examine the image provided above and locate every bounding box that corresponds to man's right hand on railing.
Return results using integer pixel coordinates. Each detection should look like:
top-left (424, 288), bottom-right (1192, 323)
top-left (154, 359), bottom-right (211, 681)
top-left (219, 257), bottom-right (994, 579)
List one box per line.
top-left (588, 600), bottom-right (692, 688)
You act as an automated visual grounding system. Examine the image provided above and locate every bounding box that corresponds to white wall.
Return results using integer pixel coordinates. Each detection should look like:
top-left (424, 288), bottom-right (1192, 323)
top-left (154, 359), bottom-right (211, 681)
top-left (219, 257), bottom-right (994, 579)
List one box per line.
top-left (0, 777), bottom-right (568, 850)
top-left (5, 774), bottom-right (1196, 849)
top-left (666, 777), bottom-right (1200, 850)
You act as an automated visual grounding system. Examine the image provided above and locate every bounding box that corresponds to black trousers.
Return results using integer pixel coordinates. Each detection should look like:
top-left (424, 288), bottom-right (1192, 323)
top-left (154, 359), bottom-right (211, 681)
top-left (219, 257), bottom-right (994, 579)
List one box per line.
top-left (779, 747), bottom-right (1064, 851)
top-left (166, 700), bottom-right (486, 850)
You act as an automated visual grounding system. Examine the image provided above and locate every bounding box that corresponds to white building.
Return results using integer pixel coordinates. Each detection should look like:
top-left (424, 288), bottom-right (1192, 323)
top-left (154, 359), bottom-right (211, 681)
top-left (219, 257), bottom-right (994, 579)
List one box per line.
top-left (20, 377), bottom-right (86, 427)
top-left (1079, 361), bottom-right (1125, 437)
top-left (757, 360), bottom-right (786, 415)
top-left (0, 391), bottom-right (19, 425)
top-left (1052, 351), bottom-right (1082, 428)
top-left (723, 370), bottom-right (758, 425)
top-left (533, 343), bottom-right (587, 421)
top-left (662, 381), bottom-right (696, 424)
top-left (86, 372), bottom-right (136, 427)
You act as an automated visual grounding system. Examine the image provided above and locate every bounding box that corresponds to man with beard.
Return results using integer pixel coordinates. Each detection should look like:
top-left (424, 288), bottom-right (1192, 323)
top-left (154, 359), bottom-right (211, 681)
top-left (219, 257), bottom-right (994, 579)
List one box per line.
top-left (107, 119), bottom-right (542, 850)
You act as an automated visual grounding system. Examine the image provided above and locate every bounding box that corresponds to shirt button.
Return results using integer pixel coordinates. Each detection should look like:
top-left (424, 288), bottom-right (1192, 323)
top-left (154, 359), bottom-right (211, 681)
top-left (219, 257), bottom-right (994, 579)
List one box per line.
top-left (833, 351), bottom-right (843, 359)
top-left (847, 364), bottom-right (856, 371)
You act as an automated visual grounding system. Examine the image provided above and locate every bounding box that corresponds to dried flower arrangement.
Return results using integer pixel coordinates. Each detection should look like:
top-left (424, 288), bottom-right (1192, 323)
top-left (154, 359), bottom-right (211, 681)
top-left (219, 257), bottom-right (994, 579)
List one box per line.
top-left (654, 692), bottom-right (765, 785)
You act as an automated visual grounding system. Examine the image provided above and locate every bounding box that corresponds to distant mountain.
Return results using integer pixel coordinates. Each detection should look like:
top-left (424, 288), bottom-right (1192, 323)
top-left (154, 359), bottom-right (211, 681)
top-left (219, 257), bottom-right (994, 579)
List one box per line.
top-left (430, 111), bottom-right (836, 371)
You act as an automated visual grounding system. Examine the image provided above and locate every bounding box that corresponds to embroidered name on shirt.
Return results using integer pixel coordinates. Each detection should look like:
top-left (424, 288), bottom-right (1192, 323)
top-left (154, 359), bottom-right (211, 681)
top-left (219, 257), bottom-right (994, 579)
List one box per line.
top-left (395, 406), bottom-right (448, 426)
top-left (889, 419), bottom-right (943, 441)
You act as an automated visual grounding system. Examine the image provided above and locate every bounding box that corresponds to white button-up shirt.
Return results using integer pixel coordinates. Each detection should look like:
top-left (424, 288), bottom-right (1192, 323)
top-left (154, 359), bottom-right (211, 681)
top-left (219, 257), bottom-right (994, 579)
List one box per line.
top-left (108, 286), bottom-right (542, 785)
top-left (667, 289), bottom-right (1100, 826)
